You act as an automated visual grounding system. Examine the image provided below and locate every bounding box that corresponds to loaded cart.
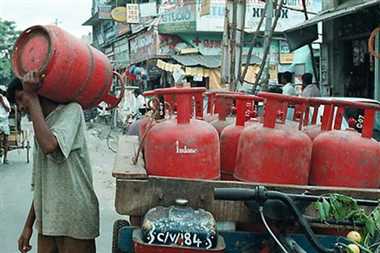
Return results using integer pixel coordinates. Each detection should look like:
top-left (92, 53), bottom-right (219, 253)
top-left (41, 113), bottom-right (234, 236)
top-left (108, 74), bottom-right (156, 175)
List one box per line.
top-left (111, 135), bottom-right (380, 253)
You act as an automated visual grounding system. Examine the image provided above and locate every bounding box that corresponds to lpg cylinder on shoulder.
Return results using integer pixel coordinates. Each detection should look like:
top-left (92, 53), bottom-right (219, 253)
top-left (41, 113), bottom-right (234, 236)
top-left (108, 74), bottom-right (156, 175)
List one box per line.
top-left (133, 199), bottom-right (225, 253)
top-left (210, 94), bottom-right (235, 136)
top-left (219, 93), bottom-right (264, 180)
top-left (310, 100), bottom-right (380, 188)
top-left (12, 25), bottom-right (124, 109)
top-left (234, 92), bottom-right (312, 185)
top-left (144, 87), bottom-right (220, 179)
top-left (303, 98), bottom-right (335, 140)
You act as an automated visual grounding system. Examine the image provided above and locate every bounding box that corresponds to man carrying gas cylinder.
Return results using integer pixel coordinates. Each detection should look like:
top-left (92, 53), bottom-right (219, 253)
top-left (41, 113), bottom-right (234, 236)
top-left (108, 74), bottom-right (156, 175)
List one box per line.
top-left (7, 71), bottom-right (99, 253)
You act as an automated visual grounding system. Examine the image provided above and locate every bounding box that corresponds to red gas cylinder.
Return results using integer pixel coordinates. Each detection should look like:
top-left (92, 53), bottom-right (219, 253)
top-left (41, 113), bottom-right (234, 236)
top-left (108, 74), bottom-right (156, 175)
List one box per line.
top-left (12, 25), bottom-right (124, 109)
top-left (194, 92), bottom-right (204, 120)
top-left (204, 91), bottom-right (235, 122)
top-left (144, 87), bottom-right (220, 179)
top-left (219, 94), bottom-right (264, 180)
top-left (210, 95), bottom-right (235, 136)
top-left (163, 90), bottom-right (203, 120)
top-left (303, 98), bottom-right (335, 140)
top-left (280, 100), bottom-right (305, 129)
top-left (310, 100), bottom-right (380, 188)
top-left (234, 92), bottom-right (312, 185)
top-left (204, 91), bottom-right (217, 122)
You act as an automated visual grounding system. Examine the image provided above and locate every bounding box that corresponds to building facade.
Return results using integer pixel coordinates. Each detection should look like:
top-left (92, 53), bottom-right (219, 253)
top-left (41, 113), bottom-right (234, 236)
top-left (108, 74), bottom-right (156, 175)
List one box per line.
top-left (288, 0), bottom-right (380, 99)
top-left (84, 0), bottom-right (322, 90)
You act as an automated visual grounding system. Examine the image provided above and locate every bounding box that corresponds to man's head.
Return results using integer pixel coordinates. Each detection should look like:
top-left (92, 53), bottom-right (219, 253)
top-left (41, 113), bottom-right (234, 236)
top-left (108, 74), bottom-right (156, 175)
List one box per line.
top-left (302, 73), bottom-right (313, 86)
top-left (133, 88), bottom-right (142, 97)
top-left (283, 71), bottom-right (293, 84)
top-left (7, 77), bottom-right (26, 112)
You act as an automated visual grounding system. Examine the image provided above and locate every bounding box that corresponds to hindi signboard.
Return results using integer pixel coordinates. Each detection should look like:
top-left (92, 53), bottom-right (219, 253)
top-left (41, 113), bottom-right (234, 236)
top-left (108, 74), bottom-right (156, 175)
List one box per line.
top-left (126, 4), bottom-right (140, 24)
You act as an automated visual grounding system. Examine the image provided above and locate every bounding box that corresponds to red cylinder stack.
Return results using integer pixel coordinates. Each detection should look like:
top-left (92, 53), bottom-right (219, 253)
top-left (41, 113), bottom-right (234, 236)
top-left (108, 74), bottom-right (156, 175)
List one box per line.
top-left (234, 92), bottom-right (312, 185)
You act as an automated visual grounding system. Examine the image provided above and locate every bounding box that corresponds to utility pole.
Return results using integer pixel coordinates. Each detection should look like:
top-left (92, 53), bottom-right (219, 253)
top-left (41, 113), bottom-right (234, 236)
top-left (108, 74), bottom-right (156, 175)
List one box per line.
top-left (221, 1), bottom-right (233, 88)
top-left (232, 0), bottom-right (246, 91)
top-left (262, 0), bottom-right (273, 89)
top-left (221, 0), bottom-right (246, 91)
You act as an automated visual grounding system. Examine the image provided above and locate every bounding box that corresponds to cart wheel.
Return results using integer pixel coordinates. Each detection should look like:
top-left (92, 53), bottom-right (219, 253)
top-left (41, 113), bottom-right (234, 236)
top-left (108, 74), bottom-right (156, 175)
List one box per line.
top-left (26, 140), bottom-right (30, 163)
top-left (112, 219), bottom-right (130, 253)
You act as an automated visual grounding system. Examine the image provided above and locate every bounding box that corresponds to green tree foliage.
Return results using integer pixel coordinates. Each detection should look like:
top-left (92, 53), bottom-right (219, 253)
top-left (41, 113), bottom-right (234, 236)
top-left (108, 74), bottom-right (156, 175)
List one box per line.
top-left (0, 19), bottom-right (19, 85)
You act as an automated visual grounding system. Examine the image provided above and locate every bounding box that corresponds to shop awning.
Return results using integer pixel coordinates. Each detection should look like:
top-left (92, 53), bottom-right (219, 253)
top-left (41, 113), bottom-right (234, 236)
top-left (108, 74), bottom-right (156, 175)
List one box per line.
top-left (284, 0), bottom-right (380, 51)
top-left (171, 55), bottom-right (220, 68)
top-left (171, 54), bottom-right (261, 68)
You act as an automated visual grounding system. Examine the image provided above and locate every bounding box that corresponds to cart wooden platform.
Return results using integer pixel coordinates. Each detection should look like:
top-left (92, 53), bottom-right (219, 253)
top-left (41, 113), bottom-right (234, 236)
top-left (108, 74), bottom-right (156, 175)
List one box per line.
top-left (112, 135), bottom-right (380, 228)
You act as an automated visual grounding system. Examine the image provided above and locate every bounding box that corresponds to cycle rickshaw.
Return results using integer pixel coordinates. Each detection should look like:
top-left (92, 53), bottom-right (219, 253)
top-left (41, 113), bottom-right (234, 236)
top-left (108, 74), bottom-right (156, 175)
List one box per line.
top-left (0, 105), bottom-right (31, 163)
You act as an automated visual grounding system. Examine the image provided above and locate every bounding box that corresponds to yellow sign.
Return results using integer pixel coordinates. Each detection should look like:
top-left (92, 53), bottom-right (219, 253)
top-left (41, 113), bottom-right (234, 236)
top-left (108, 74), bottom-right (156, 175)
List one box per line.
top-left (111, 7), bottom-right (127, 23)
top-left (280, 53), bottom-right (294, 64)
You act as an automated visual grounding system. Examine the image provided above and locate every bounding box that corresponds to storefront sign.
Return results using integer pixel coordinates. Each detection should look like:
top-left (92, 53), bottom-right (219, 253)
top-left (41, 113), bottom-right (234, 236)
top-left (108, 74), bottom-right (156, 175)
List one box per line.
top-left (126, 4), bottom-right (140, 23)
top-left (279, 40), bottom-right (294, 64)
top-left (179, 34), bottom-right (280, 64)
top-left (98, 5), bottom-right (112, 19)
top-left (159, 2), bottom-right (196, 33)
top-left (129, 30), bottom-right (157, 63)
top-left (159, 34), bottom-right (184, 55)
top-left (196, 0), bottom-right (321, 32)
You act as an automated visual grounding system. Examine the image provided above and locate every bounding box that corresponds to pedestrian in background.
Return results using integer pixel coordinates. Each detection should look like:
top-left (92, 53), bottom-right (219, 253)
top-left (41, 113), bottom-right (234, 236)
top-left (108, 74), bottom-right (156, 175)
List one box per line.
top-left (0, 88), bottom-right (10, 163)
top-left (281, 71), bottom-right (297, 96)
top-left (301, 73), bottom-right (321, 97)
top-left (7, 73), bottom-right (99, 253)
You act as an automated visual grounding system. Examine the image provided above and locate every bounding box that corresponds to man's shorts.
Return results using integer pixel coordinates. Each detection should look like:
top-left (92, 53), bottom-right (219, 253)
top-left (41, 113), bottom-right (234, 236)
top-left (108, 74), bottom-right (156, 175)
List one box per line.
top-left (38, 234), bottom-right (96, 253)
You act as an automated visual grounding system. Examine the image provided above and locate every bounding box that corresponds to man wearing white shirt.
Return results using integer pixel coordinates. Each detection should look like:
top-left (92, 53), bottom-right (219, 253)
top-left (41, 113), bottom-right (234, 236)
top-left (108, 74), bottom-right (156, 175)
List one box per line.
top-left (282, 71), bottom-right (297, 96)
top-left (301, 73), bottom-right (321, 97)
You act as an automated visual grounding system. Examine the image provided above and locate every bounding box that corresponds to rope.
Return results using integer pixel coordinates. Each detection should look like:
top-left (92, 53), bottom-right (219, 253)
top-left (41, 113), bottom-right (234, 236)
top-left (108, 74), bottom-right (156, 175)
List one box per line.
top-left (368, 27), bottom-right (380, 59)
top-left (132, 98), bottom-right (174, 165)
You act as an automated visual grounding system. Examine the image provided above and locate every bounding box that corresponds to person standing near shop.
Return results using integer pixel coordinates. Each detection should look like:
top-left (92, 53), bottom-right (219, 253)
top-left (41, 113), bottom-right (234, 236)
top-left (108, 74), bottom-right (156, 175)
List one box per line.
top-left (281, 71), bottom-right (297, 96)
top-left (301, 73), bottom-right (321, 97)
top-left (7, 73), bottom-right (99, 253)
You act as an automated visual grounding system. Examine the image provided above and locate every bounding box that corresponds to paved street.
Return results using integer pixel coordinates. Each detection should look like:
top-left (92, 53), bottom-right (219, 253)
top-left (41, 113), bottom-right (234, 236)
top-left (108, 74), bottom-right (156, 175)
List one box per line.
top-left (0, 121), bottom-right (126, 253)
